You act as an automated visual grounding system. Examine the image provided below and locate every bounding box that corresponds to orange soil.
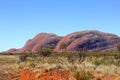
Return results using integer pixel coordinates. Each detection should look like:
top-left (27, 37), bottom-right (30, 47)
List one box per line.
top-left (13, 68), bottom-right (74, 80)
top-left (12, 68), bottom-right (119, 80)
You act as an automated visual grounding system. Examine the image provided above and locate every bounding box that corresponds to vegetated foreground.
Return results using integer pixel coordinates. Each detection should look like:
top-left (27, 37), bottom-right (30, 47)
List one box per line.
top-left (1, 30), bottom-right (120, 80)
top-left (1, 49), bottom-right (120, 80)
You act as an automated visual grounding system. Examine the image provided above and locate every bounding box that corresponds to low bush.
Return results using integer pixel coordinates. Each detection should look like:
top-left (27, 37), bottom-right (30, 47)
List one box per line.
top-left (92, 57), bottom-right (116, 66)
top-left (74, 70), bottom-right (93, 80)
top-left (19, 53), bottom-right (28, 62)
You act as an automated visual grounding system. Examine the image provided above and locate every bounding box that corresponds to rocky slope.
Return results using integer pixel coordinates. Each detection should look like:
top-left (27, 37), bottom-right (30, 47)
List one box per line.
top-left (6, 48), bottom-right (18, 53)
top-left (5, 30), bottom-right (120, 53)
top-left (7, 33), bottom-right (62, 53)
top-left (54, 30), bottom-right (120, 52)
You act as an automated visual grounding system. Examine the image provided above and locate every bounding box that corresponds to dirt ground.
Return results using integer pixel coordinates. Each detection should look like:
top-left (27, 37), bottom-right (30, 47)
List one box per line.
top-left (0, 55), bottom-right (120, 80)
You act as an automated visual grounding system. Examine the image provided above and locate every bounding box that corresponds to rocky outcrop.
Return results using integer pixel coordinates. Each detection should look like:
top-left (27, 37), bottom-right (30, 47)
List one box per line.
top-left (5, 30), bottom-right (120, 53)
top-left (54, 30), bottom-right (120, 52)
top-left (6, 48), bottom-right (17, 53)
top-left (7, 33), bottom-right (62, 53)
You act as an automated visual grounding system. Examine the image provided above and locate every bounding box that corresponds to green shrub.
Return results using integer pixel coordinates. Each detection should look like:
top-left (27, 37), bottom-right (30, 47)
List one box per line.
top-left (92, 60), bottom-right (101, 66)
top-left (92, 57), bottom-right (116, 66)
top-left (37, 46), bottom-right (54, 57)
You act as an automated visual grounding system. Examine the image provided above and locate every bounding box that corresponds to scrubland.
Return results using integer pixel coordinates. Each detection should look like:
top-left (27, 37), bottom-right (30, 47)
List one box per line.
top-left (0, 50), bottom-right (120, 80)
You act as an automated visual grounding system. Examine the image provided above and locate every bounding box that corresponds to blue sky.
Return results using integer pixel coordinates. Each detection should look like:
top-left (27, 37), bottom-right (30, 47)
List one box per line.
top-left (0, 0), bottom-right (120, 51)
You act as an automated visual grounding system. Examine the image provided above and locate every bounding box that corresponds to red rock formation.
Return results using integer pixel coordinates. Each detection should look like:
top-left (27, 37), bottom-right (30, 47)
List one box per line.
top-left (5, 48), bottom-right (17, 53)
top-left (54, 30), bottom-right (120, 52)
top-left (5, 30), bottom-right (120, 53)
top-left (7, 33), bottom-right (62, 53)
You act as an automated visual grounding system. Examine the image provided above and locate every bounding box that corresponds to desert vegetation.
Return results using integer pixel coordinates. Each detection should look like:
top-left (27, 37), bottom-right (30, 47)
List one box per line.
top-left (0, 44), bottom-right (120, 80)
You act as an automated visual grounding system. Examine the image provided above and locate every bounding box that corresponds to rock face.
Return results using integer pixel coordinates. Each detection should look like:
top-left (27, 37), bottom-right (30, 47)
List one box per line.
top-left (6, 48), bottom-right (17, 53)
top-left (54, 30), bottom-right (120, 52)
top-left (5, 30), bottom-right (120, 53)
top-left (8, 33), bottom-right (62, 53)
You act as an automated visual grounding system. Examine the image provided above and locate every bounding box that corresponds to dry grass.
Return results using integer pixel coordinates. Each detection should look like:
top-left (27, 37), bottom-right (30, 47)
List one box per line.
top-left (0, 53), bottom-right (120, 80)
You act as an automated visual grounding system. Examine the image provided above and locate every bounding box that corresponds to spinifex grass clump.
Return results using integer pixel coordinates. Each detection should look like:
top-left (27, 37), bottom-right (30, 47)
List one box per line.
top-left (91, 57), bottom-right (118, 66)
top-left (74, 70), bottom-right (93, 80)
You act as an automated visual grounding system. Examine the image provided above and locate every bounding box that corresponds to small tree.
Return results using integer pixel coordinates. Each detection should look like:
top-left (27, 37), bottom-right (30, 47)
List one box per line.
top-left (67, 46), bottom-right (87, 67)
top-left (76, 45), bottom-right (87, 64)
top-left (19, 53), bottom-right (28, 62)
top-left (38, 45), bottom-right (53, 57)
top-left (117, 43), bottom-right (120, 66)
top-left (60, 42), bottom-right (67, 53)
top-left (26, 50), bottom-right (34, 57)
top-left (117, 43), bottom-right (120, 52)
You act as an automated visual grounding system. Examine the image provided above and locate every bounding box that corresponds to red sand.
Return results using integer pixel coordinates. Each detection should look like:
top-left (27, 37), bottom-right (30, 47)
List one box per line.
top-left (12, 68), bottom-right (119, 80)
